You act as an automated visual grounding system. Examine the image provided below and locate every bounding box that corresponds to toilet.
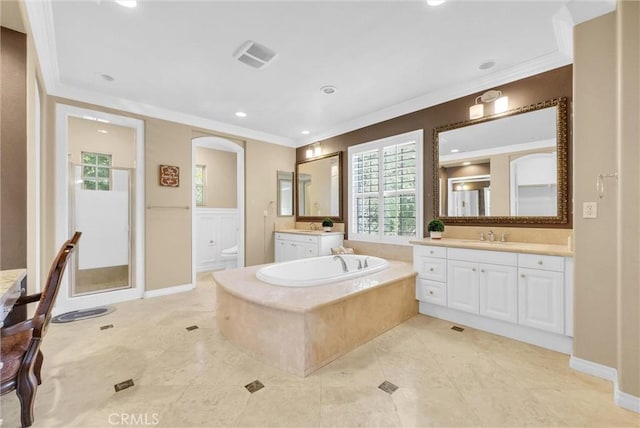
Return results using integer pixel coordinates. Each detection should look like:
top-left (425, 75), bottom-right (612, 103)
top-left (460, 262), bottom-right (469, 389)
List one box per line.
top-left (221, 245), bottom-right (238, 270)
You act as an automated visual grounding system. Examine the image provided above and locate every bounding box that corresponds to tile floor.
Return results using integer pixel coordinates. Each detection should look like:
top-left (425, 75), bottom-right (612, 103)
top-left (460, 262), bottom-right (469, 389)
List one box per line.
top-left (1, 273), bottom-right (638, 428)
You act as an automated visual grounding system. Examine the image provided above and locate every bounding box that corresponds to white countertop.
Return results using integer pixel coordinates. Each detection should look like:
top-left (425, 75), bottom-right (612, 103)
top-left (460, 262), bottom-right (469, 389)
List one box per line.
top-left (410, 238), bottom-right (573, 257)
top-left (275, 229), bottom-right (344, 237)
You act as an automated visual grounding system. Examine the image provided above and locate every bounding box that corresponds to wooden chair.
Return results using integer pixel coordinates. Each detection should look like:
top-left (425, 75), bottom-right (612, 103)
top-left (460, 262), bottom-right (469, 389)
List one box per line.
top-left (1, 232), bottom-right (81, 428)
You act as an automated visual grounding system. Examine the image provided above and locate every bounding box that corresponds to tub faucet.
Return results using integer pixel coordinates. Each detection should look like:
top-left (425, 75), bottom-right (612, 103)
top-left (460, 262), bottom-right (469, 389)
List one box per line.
top-left (357, 260), bottom-right (363, 270)
top-left (333, 255), bottom-right (348, 273)
top-left (488, 229), bottom-right (495, 242)
top-left (364, 257), bottom-right (369, 268)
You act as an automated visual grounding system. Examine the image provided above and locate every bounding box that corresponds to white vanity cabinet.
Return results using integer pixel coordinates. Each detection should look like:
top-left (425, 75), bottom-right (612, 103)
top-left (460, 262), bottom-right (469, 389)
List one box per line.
top-left (274, 231), bottom-right (343, 263)
top-left (412, 242), bottom-right (573, 354)
top-left (518, 254), bottom-right (565, 334)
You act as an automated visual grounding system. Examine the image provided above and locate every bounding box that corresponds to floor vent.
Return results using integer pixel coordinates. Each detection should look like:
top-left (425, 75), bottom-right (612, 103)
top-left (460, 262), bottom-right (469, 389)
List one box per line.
top-left (114, 379), bottom-right (134, 392)
top-left (244, 380), bottom-right (265, 393)
top-left (378, 380), bottom-right (399, 394)
top-left (185, 325), bottom-right (199, 331)
top-left (451, 325), bottom-right (465, 332)
top-left (233, 40), bottom-right (277, 69)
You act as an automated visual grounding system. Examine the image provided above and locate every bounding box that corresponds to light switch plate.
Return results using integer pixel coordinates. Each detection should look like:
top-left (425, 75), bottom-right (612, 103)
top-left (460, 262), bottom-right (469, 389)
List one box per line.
top-left (583, 202), bottom-right (597, 218)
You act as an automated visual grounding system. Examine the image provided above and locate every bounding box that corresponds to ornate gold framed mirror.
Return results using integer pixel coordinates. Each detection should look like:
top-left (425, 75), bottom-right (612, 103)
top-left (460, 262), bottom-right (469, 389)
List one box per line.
top-left (433, 97), bottom-right (569, 225)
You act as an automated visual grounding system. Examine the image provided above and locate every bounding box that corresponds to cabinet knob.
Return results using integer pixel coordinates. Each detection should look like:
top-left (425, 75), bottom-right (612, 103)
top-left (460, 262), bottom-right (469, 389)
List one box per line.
top-left (472, 268), bottom-right (476, 272)
top-left (480, 269), bottom-right (485, 273)
top-left (429, 290), bottom-right (434, 295)
top-left (429, 268), bottom-right (434, 272)
top-left (429, 250), bottom-right (434, 254)
top-left (538, 260), bottom-right (543, 265)
top-left (521, 274), bottom-right (525, 278)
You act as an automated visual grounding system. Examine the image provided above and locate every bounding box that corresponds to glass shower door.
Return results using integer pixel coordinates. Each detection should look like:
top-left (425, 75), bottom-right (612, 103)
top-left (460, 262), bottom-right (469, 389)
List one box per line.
top-left (72, 163), bottom-right (132, 296)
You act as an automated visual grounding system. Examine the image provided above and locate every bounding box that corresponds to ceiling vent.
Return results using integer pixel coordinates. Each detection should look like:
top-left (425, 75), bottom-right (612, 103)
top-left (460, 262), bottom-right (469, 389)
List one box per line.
top-left (233, 40), bottom-right (277, 69)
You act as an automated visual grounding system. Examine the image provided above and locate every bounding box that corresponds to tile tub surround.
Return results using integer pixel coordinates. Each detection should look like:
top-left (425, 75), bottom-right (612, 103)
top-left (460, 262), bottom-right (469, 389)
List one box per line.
top-left (214, 261), bottom-right (417, 376)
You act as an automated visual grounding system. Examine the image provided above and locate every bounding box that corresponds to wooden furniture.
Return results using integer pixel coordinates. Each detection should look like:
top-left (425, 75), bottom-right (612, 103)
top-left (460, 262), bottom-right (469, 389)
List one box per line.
top-left (1, 232), bottom-right (81, 428)
top-left (274, 230), bottom-right (343, 262)
top-left (413, 240), bottom-right (573, 353)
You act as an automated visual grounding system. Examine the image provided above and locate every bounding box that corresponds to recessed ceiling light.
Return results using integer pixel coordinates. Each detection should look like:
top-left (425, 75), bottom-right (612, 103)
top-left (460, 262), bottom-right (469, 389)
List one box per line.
top-left (427, 0), bottom-right (447, 6)
top-left (479, 61), bottom-right (496, 70)
top-left (97, 129), bottom-right (108, 134)
top-left (301, 130), bottom-right (310, 135)
top-left (450, 149), bottom-right (460, 153)
top-left (115, 0), bottom-right (137, 8)
top-left (235, 111), bottom-right (247, 118)
top-left (320, 85), bottom-right (337, 95)
top-left (462, 161), bottom-right (471, 166)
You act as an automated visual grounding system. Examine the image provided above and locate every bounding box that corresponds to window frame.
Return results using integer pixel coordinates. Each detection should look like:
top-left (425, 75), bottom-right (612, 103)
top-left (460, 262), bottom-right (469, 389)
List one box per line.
top-left (195, 164), bottom-right (206, 206)
top-left (348, 129), bottom-right (423, 244)
top-left (80, 151), bottom-right (112, 191)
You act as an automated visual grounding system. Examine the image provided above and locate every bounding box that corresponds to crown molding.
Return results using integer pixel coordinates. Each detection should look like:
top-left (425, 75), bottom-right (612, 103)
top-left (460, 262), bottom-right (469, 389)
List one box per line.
top-left (296, 50), bottom-right (572, 147)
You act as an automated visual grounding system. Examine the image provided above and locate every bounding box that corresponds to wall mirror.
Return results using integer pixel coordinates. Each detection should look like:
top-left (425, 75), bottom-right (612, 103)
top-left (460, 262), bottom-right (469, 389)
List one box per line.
top-left (434, 97), bottom-right (568, 225)
top-left (277, 170), bottom-right (294, 216)
top-left (296, 152), bottom-right (342, 221)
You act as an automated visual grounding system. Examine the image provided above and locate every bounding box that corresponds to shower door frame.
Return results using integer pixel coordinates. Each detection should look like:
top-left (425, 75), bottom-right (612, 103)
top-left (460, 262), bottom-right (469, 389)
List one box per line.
top-left (54, 104), bottom-right (145, 314)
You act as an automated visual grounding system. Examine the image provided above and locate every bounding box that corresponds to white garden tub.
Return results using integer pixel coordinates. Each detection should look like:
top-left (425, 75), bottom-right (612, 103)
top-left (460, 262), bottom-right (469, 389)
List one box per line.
top-left (256, 254), bottom-right (389, 287)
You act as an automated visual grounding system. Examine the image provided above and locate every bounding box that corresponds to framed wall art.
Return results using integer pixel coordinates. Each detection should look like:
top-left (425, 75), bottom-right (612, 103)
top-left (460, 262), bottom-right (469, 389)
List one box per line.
top-left (159, 165), bottom-right (180, 187)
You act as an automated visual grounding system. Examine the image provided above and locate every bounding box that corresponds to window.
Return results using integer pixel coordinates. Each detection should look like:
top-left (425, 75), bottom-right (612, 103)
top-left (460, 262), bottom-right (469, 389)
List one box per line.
top-left (195, 164), bottom-right (206, 206)
top-left (348, 130), bottom-right (423, 243)
top-left (81, 151), bottom-right (112, 191)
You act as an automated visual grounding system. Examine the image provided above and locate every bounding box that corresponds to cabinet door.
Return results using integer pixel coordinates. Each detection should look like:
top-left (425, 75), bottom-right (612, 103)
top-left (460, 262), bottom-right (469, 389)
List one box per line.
top-left (447, 260), bottom-right (479, 314)
top-left (518, 268), bottom-right (564, 334)
top-left (296, 242), bottom-right (318, 259)
top-left (275, 239), bottom-right (286, 262)
top-left (479, 264), bottom-right (518, 323)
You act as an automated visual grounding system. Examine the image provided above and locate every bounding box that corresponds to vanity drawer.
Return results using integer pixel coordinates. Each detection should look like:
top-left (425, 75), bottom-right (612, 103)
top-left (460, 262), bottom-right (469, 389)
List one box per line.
top-left (448, 248), bottom-right (517, 266)
top-left (414, 245), bottom-right (446, 259)
top-left (416, 278), bottom-right (447, 306)
top-left (519, 254), bottom-right (564, 272)
top-left (274, 233), bottom-right (318, 244)
top-left (414, 256), bottom-right (447, 282)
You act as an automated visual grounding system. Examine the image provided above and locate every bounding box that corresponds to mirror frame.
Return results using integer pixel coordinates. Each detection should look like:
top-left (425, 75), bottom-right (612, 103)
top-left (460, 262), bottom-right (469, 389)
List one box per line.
top-left (295, 151), bottom-right (343, 222)
top-left (433, 97), bottom-right (569, 225)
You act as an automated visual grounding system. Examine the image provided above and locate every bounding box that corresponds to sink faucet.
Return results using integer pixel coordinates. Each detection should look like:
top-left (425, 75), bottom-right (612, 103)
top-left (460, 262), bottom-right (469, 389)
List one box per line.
top-left (480, 232), bottom-right (485, 241)
top-left (310, 223), bottom-right (317, 230)
top-left (500, 233), bottom-right (506, 242)
top-left (488, 229), bottom-right (495, 242)
top-left (333, 255), bottom-right (348, 272)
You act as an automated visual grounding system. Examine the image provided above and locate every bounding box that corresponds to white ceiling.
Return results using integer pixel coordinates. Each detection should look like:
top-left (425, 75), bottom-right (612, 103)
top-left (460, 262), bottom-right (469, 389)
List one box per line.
top-left (25, 0), bottom-right (615, 147)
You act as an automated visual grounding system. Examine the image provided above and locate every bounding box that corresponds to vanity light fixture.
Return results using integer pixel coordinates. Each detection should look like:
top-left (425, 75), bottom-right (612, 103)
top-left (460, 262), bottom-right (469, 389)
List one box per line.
top-left (305, 142), bottom-right (322, 158)
top-left (469, 89), bottom-right (508, 119)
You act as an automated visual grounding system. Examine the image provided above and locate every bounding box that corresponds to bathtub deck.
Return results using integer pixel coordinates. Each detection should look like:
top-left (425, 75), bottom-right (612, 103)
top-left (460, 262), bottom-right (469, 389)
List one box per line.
top-left (214, 261), bottom-right (417, 376)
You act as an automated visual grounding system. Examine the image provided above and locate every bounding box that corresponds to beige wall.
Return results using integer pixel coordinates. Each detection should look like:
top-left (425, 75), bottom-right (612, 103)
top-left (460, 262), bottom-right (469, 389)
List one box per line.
top-left (574, 1), bottom-right (639, 398)
top-left (0, 27), bottom-right (27, 270)
top-left (245, 140), bottom-right (296, 266)
top-left (68, 117), bottom-right (136, 169)
top-left (195, 146), bottom-right (237, 208)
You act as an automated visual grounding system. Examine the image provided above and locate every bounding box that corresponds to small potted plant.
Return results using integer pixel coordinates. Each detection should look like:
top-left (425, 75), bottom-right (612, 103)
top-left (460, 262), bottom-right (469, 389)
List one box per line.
top-left (322, 217), bottom-right (334, 232)
top-left (427, 218), bottom-right (445, 239)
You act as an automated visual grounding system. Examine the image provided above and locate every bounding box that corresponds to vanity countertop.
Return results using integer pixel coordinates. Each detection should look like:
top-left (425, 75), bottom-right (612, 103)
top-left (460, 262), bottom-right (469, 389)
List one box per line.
top-left (275, 229), bottom-right (344, 236)
top-left (410, 238), bottom-right (573, 257)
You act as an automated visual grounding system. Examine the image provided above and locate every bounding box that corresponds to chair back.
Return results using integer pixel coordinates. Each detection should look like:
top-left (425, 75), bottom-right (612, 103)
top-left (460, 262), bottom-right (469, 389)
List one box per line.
top-left (34, 232), bottom-right (81, 337)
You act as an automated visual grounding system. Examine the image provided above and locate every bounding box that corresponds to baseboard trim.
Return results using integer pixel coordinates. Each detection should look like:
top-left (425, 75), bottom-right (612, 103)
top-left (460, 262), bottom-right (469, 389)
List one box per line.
top-left (570, 356), bottom-right (640, 413)
top-left (143, 283), bottom-right (194, 299)
top-left (569, 356), bottom-right (617, 381)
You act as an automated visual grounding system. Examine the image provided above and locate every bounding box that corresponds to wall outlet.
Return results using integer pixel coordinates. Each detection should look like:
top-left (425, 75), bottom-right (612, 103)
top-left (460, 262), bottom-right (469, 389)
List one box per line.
top-left (583, 202), bottom-right (597, 218)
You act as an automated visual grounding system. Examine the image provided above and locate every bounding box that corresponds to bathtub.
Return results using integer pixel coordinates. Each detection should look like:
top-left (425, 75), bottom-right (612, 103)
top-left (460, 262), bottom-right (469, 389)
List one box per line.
top-left (214, 258), bottom-right (417, 376)
top-left (256, 254), bottom-right (389, 287)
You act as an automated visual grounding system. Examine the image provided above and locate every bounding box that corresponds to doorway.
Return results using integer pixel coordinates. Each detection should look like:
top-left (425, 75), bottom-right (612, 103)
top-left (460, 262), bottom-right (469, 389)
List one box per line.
top-left (55, 105), bottom-right (144, 314)
top-left (191, 136), bottom-right (244, 282)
